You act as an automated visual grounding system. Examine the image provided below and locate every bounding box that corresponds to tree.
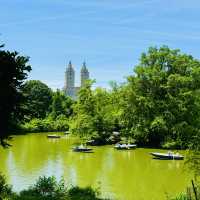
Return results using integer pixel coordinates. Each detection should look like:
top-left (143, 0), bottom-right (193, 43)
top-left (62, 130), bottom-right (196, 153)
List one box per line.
top-left (69, 80), bottom-right (123, 143)
top-left (21, 80), bottom-right (53, 120)
top-left (0, 45), bottom-right (31, 146)
top-left (50, 90), bottom-right (73, 119)
top-left (124, 46), bottom-right (200, 147)
top-left (69, 80), bottom-right (95, 139)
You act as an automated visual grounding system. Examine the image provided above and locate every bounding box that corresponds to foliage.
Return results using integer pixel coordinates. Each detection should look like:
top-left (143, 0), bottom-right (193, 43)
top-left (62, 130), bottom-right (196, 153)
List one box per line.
top-left (67, 186), bottom-right (104, 200)
top-left (123, 46), bottom-right (200, 147)
top-left (69, 80), bottom-right (96, 138)
top-left (1, 176), bottom-right (107, 200)
top-left (3, 44), bottom-right (200, 150)
top-left (168, 181), bottom-right (200, 200)
top-left (0, 45), bottom-right (31, 146)
top-left (21, 115), bottom-right (69, 133)
top-left (69, 80), bottom-right (123, 142)
top-left (0, 173), bottom-right (13, 200)
top-left (19, 88), bottom-right (73, 133)
top-left (50, 90), bottom-right (73, 119)
top-left (162, 141), bottom-right (181, 149)
top-left (69, 46), bottom-right (200, 148)
top-left (13, 176), bottom-right (67, 200)
top-left (185, 133), bottom-right (200, 178)
top-left (169, 193), bottom-right (188, 200)
top-left (21, 80), bottom-right (53, 120)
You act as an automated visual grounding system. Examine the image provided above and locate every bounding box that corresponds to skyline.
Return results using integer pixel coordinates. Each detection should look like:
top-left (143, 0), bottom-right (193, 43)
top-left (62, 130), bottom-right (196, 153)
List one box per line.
top-left (1, 0), bottom-right (200, 89)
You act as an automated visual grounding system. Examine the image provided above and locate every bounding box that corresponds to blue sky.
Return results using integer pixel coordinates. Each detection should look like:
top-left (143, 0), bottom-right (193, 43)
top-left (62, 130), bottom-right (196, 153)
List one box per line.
top-left (1, 0), bottom-right (200, 89)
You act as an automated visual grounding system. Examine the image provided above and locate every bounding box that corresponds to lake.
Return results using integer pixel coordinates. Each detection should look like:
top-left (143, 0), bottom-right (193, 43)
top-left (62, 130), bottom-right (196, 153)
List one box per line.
top-left (0, 133), bottom-right (191, 200)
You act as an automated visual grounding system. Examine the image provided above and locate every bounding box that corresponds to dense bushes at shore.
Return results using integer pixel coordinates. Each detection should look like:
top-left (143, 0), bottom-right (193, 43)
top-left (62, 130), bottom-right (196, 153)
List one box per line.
top-left (0, 174), bottom-right (108, 200)
top-left (21, 115), bottom-right (69, 133)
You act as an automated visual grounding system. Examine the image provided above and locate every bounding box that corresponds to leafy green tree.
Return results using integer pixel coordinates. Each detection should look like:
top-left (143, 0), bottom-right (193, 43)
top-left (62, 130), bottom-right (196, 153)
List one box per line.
top-left (124, 46), bottom-right (200, 147)
top-left (69, 80), bottom-right (123, 142)
top-left (93, 87), bottom-right (118, 136)
top-left (50, 90), bottom-right (73, 119)
top-left (69, 80), bottom-right (95, 138)
top-left (0, 45), bottom-right (31, 146)
top-left (21, 80), bottom-right (53, 120)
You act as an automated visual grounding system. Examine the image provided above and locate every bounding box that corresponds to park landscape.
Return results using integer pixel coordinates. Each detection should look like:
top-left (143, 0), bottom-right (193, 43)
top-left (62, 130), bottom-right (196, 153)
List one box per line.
top-left (1, 45), bottom-right (200, 200)
top-left (1, 1), bottom-right (200, 200)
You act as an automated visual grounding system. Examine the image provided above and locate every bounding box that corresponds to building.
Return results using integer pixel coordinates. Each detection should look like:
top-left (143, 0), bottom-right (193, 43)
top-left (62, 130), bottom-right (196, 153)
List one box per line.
top-left (64, 61), bottom-right (90, 99)
top-left (81, 61), bottom-right (89, 86)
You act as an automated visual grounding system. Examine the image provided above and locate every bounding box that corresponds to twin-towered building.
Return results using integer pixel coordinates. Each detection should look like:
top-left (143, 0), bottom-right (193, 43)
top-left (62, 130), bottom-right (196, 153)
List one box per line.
top-left (64, 61), bottom-right (90, 99)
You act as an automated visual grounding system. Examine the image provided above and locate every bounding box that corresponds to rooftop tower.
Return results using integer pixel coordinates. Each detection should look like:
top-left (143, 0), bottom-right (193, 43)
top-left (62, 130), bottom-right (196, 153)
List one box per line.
top-left (81, 61), bottom-right (89, 86)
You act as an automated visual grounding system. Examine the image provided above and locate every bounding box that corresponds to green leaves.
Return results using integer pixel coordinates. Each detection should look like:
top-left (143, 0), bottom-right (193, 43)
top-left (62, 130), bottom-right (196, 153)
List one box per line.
top-left (50, 90), bottom-right (73, 119)
top-left (0, 173), bottom-right (13, 199)
top-left (125, 46), bottom-right (200, 147)
top-left (69, 80), bottom-right (123, 141)
top-left (21, 80), bottom-right (53, 120)
top-left (0, 46), bottom-right (31, 146)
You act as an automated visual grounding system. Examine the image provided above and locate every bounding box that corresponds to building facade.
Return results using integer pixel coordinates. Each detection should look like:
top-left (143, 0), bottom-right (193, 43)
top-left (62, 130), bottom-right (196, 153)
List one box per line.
top-left (81, 61), bottom-right (89, 86)
top-left (64, 61), bottom-right (90, 99)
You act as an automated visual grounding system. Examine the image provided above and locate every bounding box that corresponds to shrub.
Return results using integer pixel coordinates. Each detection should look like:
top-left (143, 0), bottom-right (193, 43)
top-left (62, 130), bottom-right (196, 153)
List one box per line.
top-left (0, 173), bottom-right (13, 199)
top-left (162, 141), bottom-right (182, 149)
top-left (12, 176), bottom-right (108, 200)
top-left (21, 115), bottom-right (69, 133)
top-left (67, 186), bottom-right (101, 200)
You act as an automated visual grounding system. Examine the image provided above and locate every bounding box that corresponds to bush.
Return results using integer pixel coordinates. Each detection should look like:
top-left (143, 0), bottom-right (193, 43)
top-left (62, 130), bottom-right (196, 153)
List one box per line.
top-left (21, 115), bottom-right (69, 133)
top-left (10, 176), bottom-right (108, 200)
top-left (13, 176), bottom-right (67, 200)
top-left (67, 186), bottom-right (101, 200)
top-left (0, 173), bottom-right (13, 199)
top-left (162, 141), bottom-right (182, 149)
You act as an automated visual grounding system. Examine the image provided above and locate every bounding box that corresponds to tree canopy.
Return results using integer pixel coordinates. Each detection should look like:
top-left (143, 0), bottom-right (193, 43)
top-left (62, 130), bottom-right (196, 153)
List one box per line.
top-left (69, 80), bottom-right (123, 143)
top-left (2, 44), bottom-right (200, 149)
top-left (0, 45), bottom-right (31, 146)
top-left (50, 90), bottom-right (73, 119)
top-left (21, 80), bottom-right (53, 120)
top-left (69, 46), bottom-right (200, 148)
top-left (124, 46), bottom-right (200, 147)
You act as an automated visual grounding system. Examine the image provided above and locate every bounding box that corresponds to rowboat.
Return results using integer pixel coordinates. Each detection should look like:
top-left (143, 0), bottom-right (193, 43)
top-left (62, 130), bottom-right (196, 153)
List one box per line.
top-left (150, 152), bottom-right (184, 160)
top-left (114, 143), bottom-right (137, 150)
top-left (47, 135), bottom-right (61, 138)
top-left (72, 145), bottom-right (93, 152)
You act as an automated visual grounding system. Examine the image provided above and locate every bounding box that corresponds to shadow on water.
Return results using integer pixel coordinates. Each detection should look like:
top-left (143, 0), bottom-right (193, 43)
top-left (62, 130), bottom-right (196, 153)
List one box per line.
top-left (74, 151), bottom-right (94, 153)
top-left (152, 157), bottom-right (181, 160)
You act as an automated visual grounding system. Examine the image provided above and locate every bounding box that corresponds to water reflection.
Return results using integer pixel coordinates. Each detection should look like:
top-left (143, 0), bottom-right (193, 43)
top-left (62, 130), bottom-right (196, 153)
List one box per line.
top-left (0, 133), bottom-right (191, 200)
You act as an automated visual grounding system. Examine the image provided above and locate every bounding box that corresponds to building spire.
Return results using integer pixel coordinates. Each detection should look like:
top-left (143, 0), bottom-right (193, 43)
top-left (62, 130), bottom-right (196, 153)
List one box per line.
top-left (83, 61), bottom-right (86, 67)
top-left (81, 61), bottom-right (87, 71)
top-left (68, 60), bottom-right (72, 68)
top-left (81, 61), bottom-right (89, 86)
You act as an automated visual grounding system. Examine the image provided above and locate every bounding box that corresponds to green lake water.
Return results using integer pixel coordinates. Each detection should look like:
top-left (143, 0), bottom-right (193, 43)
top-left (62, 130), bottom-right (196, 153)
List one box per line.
top-left (0, 133), bottom-right (192, 200)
